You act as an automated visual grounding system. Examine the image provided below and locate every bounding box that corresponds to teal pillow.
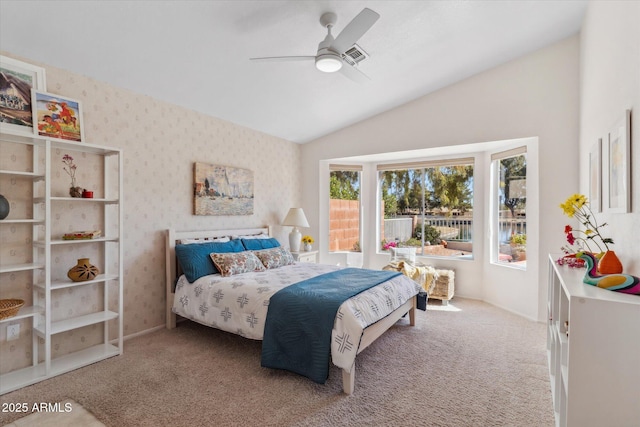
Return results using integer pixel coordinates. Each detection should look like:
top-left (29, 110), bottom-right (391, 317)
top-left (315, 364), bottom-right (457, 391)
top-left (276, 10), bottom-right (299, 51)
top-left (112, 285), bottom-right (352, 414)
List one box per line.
top-left (175, 240), bottom-right (244, 282)
top-left (241, 237), bottom-right (280, 250)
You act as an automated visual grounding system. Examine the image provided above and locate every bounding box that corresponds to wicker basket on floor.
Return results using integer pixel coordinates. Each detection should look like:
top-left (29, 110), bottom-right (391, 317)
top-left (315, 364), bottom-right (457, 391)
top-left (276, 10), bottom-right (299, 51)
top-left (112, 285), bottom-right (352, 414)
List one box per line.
top-left (0, 299), bottom-right (24, 320)
top-left (430, 269), bottom-right (455, 302)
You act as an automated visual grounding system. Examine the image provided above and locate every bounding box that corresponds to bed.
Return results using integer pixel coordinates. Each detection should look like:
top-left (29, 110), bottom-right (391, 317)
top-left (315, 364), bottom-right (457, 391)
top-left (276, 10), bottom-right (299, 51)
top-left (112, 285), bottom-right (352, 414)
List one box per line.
top-left (165, 227), bottom-right (419, 394)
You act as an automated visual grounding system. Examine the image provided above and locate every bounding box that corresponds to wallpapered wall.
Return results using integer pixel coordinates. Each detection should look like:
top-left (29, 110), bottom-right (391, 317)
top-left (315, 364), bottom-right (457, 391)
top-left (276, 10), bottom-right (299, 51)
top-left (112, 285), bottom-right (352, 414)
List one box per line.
top-left (0, 53), bottom-right (301, 373)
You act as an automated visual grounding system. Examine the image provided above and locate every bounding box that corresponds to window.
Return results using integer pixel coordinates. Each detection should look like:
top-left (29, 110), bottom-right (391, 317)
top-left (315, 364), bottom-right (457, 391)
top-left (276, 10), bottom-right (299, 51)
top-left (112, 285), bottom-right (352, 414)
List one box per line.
top-left (492, 147), bottom-right (527, 267)
top-left (329, 165), bottom-right (361, 252)
top-left (377, 158), bottom-right (474, 259)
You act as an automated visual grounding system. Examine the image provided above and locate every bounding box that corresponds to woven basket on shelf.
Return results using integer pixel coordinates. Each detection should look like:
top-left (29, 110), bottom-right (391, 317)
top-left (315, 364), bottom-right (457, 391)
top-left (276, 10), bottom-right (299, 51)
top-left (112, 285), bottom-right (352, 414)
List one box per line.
top-left (0, 299), bottom-right (24, 320)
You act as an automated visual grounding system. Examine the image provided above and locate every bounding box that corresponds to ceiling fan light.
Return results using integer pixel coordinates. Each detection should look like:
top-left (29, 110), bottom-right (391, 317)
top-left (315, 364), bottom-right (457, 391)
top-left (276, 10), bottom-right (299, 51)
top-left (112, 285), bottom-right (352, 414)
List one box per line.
top-left (315, 54), bottom-right (342, 73)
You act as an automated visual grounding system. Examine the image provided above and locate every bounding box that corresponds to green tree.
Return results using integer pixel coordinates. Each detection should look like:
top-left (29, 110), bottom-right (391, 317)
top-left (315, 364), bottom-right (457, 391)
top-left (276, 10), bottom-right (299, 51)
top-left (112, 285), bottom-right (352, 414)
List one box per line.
top-left (382, 193), bottom-right (398, 217)
top-left (330, 171), bottom-right (359, 200)
top-left (425, 165), bottom-right (473, 213)
top-left (380, 166), bottom-right (473, 215)
top-left (499, 155), bottom-right (526, 217)
top-left (406, 172), bottom-right (424, 214)
top-left (380, 169), bottom-right (424, 214)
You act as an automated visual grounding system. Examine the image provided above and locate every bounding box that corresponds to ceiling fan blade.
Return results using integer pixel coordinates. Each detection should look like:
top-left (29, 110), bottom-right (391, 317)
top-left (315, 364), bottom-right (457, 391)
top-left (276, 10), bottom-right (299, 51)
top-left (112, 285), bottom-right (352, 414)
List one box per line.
top-left (250, 56), bottom-right (315, 62)
top-left (339, 61), bottom-right (370, 84)
top-left (331, 8), bottom-right (380, 54)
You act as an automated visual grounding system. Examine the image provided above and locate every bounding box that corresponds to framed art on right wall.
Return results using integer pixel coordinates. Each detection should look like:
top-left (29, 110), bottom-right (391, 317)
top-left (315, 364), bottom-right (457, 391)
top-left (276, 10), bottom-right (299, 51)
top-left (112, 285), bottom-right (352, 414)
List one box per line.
top-left (589, 138), bottom-right (602, 213)
top-left (606, 109), bottom-right (631, 213)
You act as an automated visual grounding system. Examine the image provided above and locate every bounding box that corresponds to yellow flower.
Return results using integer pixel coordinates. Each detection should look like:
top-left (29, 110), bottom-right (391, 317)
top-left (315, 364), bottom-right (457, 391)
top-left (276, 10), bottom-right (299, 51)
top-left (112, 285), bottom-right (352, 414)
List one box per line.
top-left (301, 235), bottom-right (314, 244)
top-left (560, 193), bottom-right (613, 253)
top-left (559, 201), bottom-right (576, 217)
top-left (570, 193), bottom-right (587, 209)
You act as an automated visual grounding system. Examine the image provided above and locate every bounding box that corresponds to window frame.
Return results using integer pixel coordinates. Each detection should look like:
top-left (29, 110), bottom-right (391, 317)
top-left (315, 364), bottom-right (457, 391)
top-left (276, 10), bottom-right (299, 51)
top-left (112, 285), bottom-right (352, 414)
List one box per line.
top-left (490, 147), bottom-right (527, 269)
top-left (328, 164), bottom-right (362, 253)
top-left (376, 157), bottom-right (475, 260)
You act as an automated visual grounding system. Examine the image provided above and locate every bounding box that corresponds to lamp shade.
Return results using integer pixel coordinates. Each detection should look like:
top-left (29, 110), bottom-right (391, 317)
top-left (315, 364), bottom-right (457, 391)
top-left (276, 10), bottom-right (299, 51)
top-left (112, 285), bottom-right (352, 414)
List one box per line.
top-left (282, 208), bottom-right (309, 252)
top-left (282, 208), bottom-right (309, 228)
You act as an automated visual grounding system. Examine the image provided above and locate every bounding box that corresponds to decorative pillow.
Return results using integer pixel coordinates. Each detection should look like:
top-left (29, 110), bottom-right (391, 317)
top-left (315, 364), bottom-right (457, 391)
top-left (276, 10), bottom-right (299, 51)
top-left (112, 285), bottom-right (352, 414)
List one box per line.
top-left (175, 240), bottom-right (245, 282)
top-left (241, 237), bottom-right (280, 251)
top-left (253, 247), bottom-right (295, 269)
top-left (179, 236), bottom-right (230, 244)
top-left (210, 251), bottom-right (266, 277)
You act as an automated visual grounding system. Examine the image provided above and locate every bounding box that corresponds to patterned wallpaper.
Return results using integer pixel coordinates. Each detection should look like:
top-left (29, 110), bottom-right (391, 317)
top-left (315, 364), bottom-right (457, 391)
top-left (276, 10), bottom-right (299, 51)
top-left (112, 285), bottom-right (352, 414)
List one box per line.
top-left (0, 52), bottom-right (301, 374)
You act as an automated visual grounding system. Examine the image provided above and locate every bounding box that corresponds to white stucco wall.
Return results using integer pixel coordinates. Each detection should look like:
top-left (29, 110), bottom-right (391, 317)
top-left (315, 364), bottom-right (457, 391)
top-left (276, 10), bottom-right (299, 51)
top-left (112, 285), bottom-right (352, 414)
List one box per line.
top-left (579, 1), bottom-right (640, 274)
top-left (302, 36), bottom-right (581, 321)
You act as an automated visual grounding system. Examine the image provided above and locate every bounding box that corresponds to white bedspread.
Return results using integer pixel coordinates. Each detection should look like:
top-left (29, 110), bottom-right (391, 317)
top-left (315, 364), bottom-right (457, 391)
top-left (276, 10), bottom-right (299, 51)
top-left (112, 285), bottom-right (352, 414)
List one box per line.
top-left (173, 263), bottom-right (419, 373)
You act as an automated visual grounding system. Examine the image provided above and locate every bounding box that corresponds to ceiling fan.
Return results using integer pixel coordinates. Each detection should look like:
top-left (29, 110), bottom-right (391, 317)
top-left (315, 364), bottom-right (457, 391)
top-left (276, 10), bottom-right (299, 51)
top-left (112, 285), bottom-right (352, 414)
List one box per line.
top-left (250, 8), bottom-right (380, 83)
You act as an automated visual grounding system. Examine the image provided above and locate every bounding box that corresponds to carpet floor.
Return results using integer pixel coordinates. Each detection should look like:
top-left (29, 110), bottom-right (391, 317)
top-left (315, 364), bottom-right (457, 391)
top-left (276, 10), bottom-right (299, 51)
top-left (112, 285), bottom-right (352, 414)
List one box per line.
top-left (0, 298), bottom-right (554, 427)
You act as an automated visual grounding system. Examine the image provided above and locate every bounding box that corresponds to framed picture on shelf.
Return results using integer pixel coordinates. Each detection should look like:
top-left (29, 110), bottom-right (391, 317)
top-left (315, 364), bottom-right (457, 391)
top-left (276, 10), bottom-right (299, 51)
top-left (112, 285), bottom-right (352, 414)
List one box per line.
top-left (605, 109), bottom-right (631, 213)
top-left (31, 89), bottom-right (84, 142)
top-left (0, 55), bottom-right (47, 136)
top-left (588, 138), bottom-right (602, 213)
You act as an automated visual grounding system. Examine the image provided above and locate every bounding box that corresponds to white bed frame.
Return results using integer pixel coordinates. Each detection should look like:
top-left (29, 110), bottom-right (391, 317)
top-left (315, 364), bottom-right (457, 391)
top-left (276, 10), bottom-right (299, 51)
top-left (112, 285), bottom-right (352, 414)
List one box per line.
top-left (165, 228), bottom-right (416, 394)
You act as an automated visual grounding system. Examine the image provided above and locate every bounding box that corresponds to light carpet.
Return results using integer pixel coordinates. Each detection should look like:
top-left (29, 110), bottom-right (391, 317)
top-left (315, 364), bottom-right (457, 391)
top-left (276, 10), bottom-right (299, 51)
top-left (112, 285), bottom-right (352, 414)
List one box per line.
top-left (0, 298), bottom-right (554, 426)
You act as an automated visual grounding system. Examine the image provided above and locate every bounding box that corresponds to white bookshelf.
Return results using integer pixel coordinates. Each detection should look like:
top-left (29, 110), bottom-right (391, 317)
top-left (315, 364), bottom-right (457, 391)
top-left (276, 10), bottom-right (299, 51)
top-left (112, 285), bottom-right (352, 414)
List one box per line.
top-left (547, 254), bottom-right (640, 426)
top-left (0, 130), bottom-right (123, 395)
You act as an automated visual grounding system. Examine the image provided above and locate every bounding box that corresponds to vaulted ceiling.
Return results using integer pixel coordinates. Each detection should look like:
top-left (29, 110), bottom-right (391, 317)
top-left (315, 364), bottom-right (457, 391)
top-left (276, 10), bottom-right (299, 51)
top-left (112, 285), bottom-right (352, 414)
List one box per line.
top-left (0, 1), bottom-right (587, 143)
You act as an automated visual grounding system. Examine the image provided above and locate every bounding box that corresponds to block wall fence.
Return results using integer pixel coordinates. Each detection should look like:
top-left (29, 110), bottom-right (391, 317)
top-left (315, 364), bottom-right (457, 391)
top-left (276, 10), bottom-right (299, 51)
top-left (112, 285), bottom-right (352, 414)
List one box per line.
top-left (329, 199), bottom-right (361, 251)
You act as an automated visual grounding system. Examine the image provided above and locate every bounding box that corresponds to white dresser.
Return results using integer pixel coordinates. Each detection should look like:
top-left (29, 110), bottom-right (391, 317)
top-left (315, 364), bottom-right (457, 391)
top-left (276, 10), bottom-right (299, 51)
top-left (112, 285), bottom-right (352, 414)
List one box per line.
top-left (547, 254), bottom-right (640, 426)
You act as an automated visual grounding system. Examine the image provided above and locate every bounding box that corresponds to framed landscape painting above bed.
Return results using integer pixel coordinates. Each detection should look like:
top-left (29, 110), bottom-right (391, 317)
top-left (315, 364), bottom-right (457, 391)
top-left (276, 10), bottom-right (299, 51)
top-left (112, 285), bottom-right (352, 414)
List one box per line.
top-left (193, 162), bottom-right (254, 215)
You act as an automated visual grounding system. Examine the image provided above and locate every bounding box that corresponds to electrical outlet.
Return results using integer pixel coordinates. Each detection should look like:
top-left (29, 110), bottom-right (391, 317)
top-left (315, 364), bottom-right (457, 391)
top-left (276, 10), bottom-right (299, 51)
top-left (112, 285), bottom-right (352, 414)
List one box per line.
top-left (7, 324), bottom-right (20, 341)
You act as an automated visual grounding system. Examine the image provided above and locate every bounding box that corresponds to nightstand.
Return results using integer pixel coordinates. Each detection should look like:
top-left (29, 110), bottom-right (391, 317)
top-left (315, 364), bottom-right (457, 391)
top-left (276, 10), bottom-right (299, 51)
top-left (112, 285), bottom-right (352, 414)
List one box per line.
top-left (292, 250), bottom-right (318, 263)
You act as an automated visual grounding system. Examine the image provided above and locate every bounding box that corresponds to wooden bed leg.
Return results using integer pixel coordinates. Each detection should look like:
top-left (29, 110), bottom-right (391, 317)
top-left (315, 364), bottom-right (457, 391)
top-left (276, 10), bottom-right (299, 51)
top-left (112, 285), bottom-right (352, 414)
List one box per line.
top-left (409, 296), bottom-right (416, 326)
top-left (342, 367), bottom-right (355, 395)
top-left (167, 312), bottom-right (176, 329)
top-left (166, 294), bottom-right (176, 329)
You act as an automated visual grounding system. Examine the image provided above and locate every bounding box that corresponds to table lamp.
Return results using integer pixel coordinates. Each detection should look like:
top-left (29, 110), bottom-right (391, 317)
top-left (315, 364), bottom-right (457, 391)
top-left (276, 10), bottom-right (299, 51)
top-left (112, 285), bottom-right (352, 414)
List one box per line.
top-left (282, 208), bottom-right (309, 252)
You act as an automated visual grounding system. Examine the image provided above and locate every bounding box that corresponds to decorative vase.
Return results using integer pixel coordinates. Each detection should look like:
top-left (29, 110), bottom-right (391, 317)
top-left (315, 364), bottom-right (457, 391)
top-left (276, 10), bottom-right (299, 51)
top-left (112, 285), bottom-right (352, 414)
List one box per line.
top-left (303, 243), bottom-right (312, 252)
top-left (0, 194), bottom-right (9, 220)
top-left (69, 186), bottom-right (83, 198)
top-left (598, 250), bottom-right (623, 274)
top-left (67, 258), bottom-right (100, 282)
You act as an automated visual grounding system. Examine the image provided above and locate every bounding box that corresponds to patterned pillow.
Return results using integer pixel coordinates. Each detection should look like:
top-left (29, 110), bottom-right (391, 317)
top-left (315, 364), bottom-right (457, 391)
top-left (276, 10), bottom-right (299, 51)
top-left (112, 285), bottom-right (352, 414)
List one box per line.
top-left (253, 247), bottom-right (295, 269)
top-left (210, 251), bottom-right (266, 277)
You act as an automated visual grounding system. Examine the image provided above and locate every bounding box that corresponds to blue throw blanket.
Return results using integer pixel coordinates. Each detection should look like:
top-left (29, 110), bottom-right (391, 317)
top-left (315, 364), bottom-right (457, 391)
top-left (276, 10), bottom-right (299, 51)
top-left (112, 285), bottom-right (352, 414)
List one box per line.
top-left (261, 268), bottom-right (401, 383)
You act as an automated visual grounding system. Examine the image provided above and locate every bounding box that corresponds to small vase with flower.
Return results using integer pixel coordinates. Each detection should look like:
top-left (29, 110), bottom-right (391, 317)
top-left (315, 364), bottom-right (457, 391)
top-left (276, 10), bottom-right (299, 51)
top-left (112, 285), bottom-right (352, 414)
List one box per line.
top-left (63, 154), bottom-right (82, 198)
top-left (301, 235), bottom-right (314, 251)
top-left (559, 193), bottom-right (621, 274)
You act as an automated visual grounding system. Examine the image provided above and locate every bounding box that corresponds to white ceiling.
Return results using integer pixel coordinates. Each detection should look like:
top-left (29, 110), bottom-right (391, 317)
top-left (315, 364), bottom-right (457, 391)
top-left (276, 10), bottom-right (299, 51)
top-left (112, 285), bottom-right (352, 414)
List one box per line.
top-left (0, 1), bottom-right (587, 144)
